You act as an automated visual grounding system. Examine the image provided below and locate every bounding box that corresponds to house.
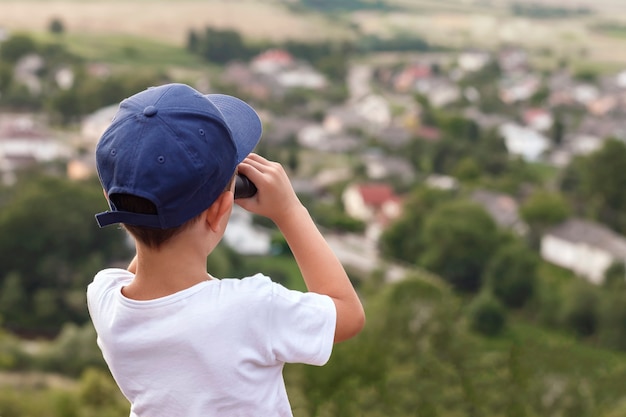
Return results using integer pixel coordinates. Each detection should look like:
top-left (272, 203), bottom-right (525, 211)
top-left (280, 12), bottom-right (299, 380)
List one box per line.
top-left (223, 206), bottom-right (271, 255)
top-left (393, 63), bottom-right (432, 93)
top-left (297, 124), bottom-right (360, 153)
top-left (549, 132), bottom-right (605, 167)
top-left (471, 189), bottom-right (527, 235)
top-left (586, 94), bottom-right (618, 116)
top-left (497, 46), bottom-right (529, 74)
top-left (573, 84), bottom-right (599, 105)
top-left (14, 53), bottom-right (45, 94)
top-left (540, 218), bottom-right (626, 284)
top-left (458, 50), bottom-right (491, 73)
top-left (375, 123), bottom-right (413, 149)
top-left (499, 74), bottom-right (541, 103)
top-left (425, 174), bottom-right (458, 190)
top-left (464, 107), bottom-right (511, 130)
top-left (55, 67), bottom-right (75, 90)
top-left (262, 116), bottom-right (310, 146)
top-left (523, 108), bottom-right (553, 131)
top-left (548, 70), bottom-right (577, 107)
top-left (342, 183), bottom-right (403, 241)
top-left (314, 167), bottom-right (354, 188)
top-left (361, 151), bottom-right (415, 182)
top-left (353, 94), bottom-right (391, 128)
top-left (347, 64), bottom-right (373, 102)
top-left (81, 104), bottom-right (119, 143)
top-left (415, 125), bottom-right (442, 142)
top-left (324, 96), bottom-right (402, 137)
top-left (343, 183), bottom-right (402, 222)
top-left (617, 70), bottom-right (626, 88)
top-left (250, 49), bottom-right (326, 90)
top-left (323, 106), bottom-right (365, 134)
top-left (0, 114), bottom-right (72, 184)
top-left (569, 133), bottom-right (604, 156)
top-left (67, 156), bottom-right (95, 181)
top-left (222, 62), bottom-right (276, 100)
top-left (276, 65), bottom-right (327, 90)
top-left (499, 122), bottom-right (551, 162)
top-left (416, 78), bottom-right (461, 108)
top-left (577, 115), bottom-right (626, 142)
top-left (250, 48), bottom-right (294, 74)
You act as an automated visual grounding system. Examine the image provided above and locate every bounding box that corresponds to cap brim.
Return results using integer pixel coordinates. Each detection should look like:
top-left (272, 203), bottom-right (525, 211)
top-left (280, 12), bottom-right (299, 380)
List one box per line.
top-left (205, 94), bottom-right (262, 163)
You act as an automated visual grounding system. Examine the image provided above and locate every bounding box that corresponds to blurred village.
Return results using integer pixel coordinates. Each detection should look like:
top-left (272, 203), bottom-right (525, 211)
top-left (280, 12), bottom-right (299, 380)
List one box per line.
top-left (3, 35), bottom-right (626, 286)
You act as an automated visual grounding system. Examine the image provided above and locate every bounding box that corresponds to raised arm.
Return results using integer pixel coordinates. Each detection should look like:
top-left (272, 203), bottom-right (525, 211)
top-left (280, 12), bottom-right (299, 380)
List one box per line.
top-left (236, 154), bottom-right (365, 342)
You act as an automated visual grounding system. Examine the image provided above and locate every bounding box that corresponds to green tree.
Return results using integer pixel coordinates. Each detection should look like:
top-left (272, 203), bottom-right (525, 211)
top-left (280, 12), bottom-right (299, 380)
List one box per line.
top-left (468, 292), bottom-right (507, 336)
top-left (315, 53), bottom-right (348, 82)
top-left (563, 139), bottom-right (626, 233)
top-left (551, 114), bottom-right (565, 145)
top-left (520, 190), bottom-right (570, 226)
top-left (186, 29), bottom-right (200, 53)
top-left (430, 137), bottom-right (470, 174)
top-left (0, 33), bottom-right (37, 63)
top-left (47, 71), bottom-right (164, 125)
top-left (560, 281), bottom-right (600, 338)
top-left (0, 173), bottom-right (130, 333)
top-left (598, 290), bottom-right (626, 351)
top-left (603, 261), bottom-right (626, 290)
top-left (453, 156), bottom-right (482, 182)
top-left (437, 114), bottom-right (480, 143)
top-left (0, 61), bottom-right (13, 92)
top-left (379, 187), bottom-right (454, 265)
top-left (41, 323), bottom-right (106, 376)
top-left (520, 190), bottom-right (569, 248)
top-left (420, 201), bottom-right (499, 292)
top-left (0, 272), bottom-right (27, 325)
top-left (48, 18), bottom-right (65, 35)
top-left (198, 27), bottom-right (253, 63)
top-left (79, 367), bottom-right (129, 414)
top-left (484, 242), bottom-right (538, 308)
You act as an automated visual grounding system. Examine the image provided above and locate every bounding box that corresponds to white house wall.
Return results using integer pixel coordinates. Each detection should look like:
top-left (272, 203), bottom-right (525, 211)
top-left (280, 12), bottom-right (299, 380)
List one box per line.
top-left (541, 235), bottom-right (613, 284)
top-left (342, 186), bottom-right (372, 221)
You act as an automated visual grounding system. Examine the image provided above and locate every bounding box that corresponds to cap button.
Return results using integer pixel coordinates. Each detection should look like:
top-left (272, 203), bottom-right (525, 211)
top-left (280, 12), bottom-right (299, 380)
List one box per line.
top-left (143, 105), bottom-right (158, 117)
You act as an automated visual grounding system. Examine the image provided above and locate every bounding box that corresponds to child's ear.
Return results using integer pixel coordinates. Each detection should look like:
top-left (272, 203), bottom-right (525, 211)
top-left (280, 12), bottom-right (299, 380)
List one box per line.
top-left (205, 191), bottom-right (234, 232)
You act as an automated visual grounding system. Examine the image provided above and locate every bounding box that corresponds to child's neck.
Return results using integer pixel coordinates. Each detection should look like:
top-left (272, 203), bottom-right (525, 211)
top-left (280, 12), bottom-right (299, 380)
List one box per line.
top-left (122, 241), bottom-right (211, 300)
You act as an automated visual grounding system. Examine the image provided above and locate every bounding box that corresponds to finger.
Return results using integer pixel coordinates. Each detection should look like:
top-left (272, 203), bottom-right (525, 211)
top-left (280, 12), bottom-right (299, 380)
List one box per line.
top-left (245, 153), bottom-right (266, 163)
top-left (241, 156), bottom-right (274, 173)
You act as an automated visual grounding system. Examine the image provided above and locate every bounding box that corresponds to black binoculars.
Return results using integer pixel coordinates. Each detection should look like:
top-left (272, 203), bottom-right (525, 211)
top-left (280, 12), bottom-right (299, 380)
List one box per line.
top-left (234, 174), bottom-right (257, 199)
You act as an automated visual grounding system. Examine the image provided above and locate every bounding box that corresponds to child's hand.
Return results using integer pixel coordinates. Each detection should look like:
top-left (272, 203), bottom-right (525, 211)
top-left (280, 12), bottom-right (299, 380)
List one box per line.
top-left (235, 154), bottom-right (303, 223)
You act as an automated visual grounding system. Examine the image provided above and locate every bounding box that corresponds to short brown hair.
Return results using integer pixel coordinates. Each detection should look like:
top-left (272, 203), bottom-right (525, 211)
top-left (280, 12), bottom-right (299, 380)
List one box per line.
top-left (110, 194), bottom-right (202, 249)
top-left (110, 175), bottom-right (235, 249)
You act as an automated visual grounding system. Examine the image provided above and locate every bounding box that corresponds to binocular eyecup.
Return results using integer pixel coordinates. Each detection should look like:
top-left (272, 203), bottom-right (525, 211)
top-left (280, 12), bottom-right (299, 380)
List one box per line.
top-left (234, 174), bottom-right (257, 199)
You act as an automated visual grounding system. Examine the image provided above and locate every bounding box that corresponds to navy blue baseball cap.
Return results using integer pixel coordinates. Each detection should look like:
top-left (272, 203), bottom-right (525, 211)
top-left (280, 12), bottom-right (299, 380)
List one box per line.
top-left (95, 83), bottom-right (262, 229)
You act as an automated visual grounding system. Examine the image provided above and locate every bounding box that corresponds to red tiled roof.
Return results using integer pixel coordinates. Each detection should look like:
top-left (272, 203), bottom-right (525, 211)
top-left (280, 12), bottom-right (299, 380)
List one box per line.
top-left (358, 183), bottom-right (395, 206)
top-left (252, 49), bottom-right (294, 65)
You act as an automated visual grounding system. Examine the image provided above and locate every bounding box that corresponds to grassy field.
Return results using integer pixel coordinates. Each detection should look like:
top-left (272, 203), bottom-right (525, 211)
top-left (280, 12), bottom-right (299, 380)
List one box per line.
top-left (1, 0), bottom-right (626, 69)
top-left (0, 0), bottom-right (352, 45)
top-left (57, 33), bottom-right (205, 68)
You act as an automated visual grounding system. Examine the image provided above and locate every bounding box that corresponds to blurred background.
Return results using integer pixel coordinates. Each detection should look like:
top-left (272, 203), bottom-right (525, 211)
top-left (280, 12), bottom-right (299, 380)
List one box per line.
top-left (2, 0), bottom-right (626, 415)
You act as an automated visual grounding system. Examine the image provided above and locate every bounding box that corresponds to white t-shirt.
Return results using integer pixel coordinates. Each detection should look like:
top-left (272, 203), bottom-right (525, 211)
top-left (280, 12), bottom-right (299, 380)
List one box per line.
top-left (87, 268), bottom-right (336, 417)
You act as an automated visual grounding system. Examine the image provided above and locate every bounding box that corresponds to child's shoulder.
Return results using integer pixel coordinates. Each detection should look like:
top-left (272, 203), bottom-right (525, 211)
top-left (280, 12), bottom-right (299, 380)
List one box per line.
top-left (219, 273), bottom-right (273, 292)
top-left (90, 268), bottom-right (133, 289)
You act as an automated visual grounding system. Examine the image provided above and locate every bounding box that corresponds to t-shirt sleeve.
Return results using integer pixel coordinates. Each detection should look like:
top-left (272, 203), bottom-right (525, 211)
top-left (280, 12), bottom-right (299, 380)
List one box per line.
top-left (87, 268), bottom-right (133, 323)
top-left (266, 280), bottom-right (336, 366)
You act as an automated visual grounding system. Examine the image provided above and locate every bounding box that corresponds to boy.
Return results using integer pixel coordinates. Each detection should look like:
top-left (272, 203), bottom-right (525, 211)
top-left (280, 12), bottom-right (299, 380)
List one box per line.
top-left (87, 83), bottom-right (365, 417)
